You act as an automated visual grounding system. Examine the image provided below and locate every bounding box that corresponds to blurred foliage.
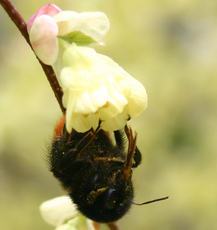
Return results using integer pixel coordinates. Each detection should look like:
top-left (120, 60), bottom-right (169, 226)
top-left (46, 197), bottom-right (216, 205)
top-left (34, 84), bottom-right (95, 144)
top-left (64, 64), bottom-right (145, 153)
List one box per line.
top-left (1, 0), bottom-right (217, 229)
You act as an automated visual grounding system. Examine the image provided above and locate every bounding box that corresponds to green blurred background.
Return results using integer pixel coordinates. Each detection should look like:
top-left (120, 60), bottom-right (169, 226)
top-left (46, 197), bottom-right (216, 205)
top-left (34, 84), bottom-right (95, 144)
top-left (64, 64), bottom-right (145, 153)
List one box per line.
top-left (1, 0), bottom-right (217, 229)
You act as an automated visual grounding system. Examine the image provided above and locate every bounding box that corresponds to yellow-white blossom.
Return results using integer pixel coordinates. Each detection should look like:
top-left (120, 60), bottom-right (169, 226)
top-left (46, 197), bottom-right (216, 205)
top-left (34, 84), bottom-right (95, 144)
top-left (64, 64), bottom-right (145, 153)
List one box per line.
top-left (28, 4), bottom-right (148, 133)
top-left (58, 42), bottom-right (147, 133)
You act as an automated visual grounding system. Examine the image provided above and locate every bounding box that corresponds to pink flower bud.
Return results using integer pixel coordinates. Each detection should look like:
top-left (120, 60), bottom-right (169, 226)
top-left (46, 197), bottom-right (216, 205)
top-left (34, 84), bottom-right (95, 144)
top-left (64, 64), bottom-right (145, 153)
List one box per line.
top-left (27, 4), bottom-right (62, 33)
top-left (29, 15), bottom-right (59, 65)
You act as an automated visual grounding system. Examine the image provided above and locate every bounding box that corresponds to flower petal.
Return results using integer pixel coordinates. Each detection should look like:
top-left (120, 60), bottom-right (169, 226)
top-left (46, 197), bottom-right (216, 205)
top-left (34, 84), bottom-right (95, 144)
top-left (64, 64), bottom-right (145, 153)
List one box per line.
top-left (101, 112), bottom-right (129, 131)
top-left (39, 196), bottom-right (77, 227)
top-left (29, 15), bottom-right (59, 65)
top-left (98, 53), bottom-right (148, 118)
top-left (74, 87), bottom-right (108, 114)
top-left (66, 112), bottom-right (99, 133)
top-left (54, 11), bottom-right (109, 41)
top-left (27, 3), bottom-right (62, 33)
top-left (122, 78), bottom-right (148, 118)
top-left (55, 42), bottom-right (147, 133)
top-left (55, 216), bottom-right (96, 230)
top-left (60, 67), bottom-right (108, 114)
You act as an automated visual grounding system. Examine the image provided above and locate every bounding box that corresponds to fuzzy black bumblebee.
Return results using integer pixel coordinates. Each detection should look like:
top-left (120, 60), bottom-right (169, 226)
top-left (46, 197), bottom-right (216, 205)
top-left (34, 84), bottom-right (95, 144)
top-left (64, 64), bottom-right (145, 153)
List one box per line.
top-left (49, 117), bottom-right (167, 223)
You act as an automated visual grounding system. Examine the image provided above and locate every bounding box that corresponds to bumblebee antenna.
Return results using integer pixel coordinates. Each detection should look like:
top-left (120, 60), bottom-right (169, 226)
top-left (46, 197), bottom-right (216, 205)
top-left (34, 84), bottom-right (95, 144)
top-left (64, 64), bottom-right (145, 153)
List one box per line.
top-left (131, 196), bottom-right (169, 205)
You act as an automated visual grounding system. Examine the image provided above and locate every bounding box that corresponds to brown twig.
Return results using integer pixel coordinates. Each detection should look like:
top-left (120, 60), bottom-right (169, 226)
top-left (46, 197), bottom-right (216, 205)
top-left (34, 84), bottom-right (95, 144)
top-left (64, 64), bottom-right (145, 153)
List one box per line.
top-left (0, 0), bottom-right (65, 114)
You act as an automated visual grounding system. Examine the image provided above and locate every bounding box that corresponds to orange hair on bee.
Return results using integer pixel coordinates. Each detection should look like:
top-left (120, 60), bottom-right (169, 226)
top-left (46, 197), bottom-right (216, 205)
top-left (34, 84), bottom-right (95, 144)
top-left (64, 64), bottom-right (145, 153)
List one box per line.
top-left (53, 116), bottom-right (66, 138)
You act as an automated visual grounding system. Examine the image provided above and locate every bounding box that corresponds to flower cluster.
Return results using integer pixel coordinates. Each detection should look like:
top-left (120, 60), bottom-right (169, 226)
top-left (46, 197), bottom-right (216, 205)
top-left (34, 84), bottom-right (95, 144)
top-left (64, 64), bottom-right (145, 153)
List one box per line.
top-left (27, 3), bottom-right (148, 133)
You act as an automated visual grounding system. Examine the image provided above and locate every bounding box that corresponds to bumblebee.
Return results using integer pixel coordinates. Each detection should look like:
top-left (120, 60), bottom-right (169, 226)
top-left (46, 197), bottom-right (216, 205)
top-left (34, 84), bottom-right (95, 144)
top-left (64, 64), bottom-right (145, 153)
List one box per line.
top-left (49, 117), bottom-right (167, 223)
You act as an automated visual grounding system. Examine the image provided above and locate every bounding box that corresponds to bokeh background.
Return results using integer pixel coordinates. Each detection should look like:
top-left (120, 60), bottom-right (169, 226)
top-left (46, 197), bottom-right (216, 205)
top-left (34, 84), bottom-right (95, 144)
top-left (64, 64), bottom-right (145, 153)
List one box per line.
top-left (1, 0), bottom-right (217, 229)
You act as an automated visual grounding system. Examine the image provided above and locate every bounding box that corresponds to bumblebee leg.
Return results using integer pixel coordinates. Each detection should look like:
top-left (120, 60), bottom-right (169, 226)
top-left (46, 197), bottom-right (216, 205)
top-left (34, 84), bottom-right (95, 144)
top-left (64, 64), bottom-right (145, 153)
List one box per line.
top-left (87, 187), bottom-right (109, 205)
top-left (93, 157), bottom-right (125, 173)
top-left (67, 122), bottom-right (102, 158)
top-left (121, 127), bottom-right (137, 180)
top-left (107, 222), bottom-right (121, 230)
top-left (124, 125), bottom-right (142, 168)
top-left (52, 123), bottom-right (102, 173)
top-left (132, 147), bottom-right (142, 168)
top-left (94, 157), bottom-right (125, 164)
top-left (114, 130), bottom-right (125, 150)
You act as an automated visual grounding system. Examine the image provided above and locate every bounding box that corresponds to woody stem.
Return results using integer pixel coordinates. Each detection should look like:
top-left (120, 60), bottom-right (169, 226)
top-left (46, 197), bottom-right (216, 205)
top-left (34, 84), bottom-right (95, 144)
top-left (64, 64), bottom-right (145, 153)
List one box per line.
top-left (0, 0), bottom-right (65, 113)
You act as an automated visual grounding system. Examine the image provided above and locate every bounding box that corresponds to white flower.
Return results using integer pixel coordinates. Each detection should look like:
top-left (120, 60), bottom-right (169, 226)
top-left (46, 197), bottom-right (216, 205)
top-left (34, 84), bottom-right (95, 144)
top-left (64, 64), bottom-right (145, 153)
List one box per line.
top-left (39, 196), bottom-right (77, 227)
top-left (58, 42), bottom-right (147, 133)
top-left (39, 196), bottom-right (97, 230)
top-left (55, 216), bottom-right (96, 230)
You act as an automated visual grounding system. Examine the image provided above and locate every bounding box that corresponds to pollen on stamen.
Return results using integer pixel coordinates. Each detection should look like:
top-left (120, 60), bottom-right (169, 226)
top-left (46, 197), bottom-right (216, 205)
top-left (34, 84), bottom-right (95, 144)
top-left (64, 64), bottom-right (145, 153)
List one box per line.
top-left (102, 101), bottom-right (109, 108)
